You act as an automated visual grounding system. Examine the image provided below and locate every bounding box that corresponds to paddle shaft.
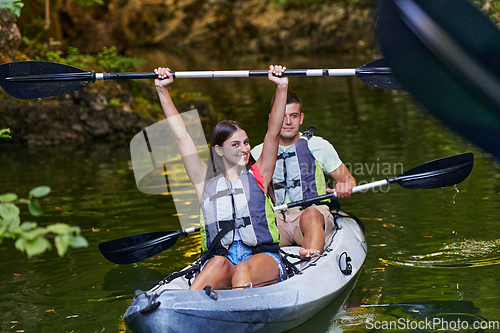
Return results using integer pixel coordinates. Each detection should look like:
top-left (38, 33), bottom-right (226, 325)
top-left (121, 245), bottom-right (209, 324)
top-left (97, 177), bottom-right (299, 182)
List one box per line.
top-left (274, 179), bottom-right (388, 211)
top-left (3, 67), bottom-right (390, 81)
top-left (0, 58), bottom-right (401, 99)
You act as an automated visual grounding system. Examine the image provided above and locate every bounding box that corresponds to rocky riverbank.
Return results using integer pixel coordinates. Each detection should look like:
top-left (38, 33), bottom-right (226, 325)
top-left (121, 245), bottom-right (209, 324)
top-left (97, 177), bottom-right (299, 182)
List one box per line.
top-left (0, 82), bottom-right (214, 146)
top-left (1, 91), bottom-right (153, 146)
top-left (0, 9), bottom-right (22, 63)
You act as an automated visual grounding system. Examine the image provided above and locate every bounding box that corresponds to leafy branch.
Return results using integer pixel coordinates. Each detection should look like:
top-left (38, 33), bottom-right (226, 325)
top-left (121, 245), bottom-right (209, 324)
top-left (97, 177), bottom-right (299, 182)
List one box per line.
top-left (0, 128), bottom-right (11, 138)
top-left (0, 0), bottom-right (24, 17)
top-left (0, 186), bottom-right (89, 258)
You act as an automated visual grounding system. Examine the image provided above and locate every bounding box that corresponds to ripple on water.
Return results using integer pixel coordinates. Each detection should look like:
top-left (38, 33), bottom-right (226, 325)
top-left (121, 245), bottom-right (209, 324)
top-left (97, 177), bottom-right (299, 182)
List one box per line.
top-left (381, 238), bottom-right (500, 268)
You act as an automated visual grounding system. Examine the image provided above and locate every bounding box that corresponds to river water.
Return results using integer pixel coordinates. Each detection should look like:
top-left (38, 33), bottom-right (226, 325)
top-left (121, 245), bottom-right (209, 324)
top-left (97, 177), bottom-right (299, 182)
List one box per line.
top-left (1, 54), bottom-right (499, 332)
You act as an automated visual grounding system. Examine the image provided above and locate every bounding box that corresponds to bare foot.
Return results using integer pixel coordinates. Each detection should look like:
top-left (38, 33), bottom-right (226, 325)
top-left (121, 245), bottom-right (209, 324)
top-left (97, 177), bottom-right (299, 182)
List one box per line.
top-left (299, 248), bottom-right (321, 258)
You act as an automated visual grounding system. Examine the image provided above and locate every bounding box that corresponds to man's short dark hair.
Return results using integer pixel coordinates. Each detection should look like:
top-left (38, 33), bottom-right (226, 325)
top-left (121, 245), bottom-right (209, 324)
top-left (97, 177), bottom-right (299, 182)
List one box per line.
top-left (270, 91), bottom-right (302, 110)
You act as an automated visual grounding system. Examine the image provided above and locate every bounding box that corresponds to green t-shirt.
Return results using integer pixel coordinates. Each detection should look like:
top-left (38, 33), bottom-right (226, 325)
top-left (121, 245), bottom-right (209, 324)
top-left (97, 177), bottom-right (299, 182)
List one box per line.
top-left (250, 134), bottom-right (343, 174)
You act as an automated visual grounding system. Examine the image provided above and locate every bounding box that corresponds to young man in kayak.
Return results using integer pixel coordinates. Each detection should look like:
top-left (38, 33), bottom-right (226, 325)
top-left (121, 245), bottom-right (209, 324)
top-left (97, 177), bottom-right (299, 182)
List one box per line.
top-left (251, 92), bottom-right (356, 257)
top-left (154, 65), bottom-right (288, 290)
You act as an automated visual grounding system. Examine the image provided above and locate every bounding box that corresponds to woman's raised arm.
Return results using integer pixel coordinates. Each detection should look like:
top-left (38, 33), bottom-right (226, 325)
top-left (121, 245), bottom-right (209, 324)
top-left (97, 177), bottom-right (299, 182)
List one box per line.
top-left (155, 67), bottom-right (207, 198)
top-left (256, 65), bottom-right (288, 193)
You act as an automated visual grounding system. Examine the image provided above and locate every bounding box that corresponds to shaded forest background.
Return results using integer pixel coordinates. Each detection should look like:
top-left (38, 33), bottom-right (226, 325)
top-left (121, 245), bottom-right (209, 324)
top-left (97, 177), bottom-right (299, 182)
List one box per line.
top-left (8, 0), bottom-right (500, 59)
top-left (14, 0), bottom-right (377, 58)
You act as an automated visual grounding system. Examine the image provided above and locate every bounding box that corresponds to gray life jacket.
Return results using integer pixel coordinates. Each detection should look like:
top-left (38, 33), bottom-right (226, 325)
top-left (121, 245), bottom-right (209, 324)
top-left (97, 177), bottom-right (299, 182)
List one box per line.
top-left (273, 131), bottom-right (328, 205)
top-left (199, 167), bottom-right (279, 258)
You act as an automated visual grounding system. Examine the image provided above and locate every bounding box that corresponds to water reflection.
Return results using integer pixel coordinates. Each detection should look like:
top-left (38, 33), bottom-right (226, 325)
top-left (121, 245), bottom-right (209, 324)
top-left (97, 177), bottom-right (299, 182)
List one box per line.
top-left (286, 274), bottom-right (361, 333)
top-left (102, 266), bottom-right (165, 296)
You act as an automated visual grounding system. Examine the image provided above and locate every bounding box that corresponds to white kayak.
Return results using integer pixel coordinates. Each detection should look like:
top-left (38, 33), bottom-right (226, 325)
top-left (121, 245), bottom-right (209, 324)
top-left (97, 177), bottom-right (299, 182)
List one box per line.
top-left (124, 210), bottom-right (367, 333)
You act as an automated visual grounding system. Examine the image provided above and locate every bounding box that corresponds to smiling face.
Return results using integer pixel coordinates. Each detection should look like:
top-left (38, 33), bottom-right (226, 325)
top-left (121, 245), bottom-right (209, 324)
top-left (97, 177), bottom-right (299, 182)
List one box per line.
top-left (280, 103), bottom-right (304, 143)
top-left (215, 129), bottom-right (250, 167)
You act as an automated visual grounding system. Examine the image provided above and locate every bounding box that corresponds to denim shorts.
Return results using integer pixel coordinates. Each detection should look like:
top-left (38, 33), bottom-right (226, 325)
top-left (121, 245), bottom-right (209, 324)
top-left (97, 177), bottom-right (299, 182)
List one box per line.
top-left (226, 240), bottom-right (287, 282)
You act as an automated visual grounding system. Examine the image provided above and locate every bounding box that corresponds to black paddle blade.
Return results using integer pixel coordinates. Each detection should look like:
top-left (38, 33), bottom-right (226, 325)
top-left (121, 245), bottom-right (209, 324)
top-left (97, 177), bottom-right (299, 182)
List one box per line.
top-left (0, 61), bottom-right (92, 99)
top-left (98, 230), bottom-right (182, 265)
top-left (355, 58), bottom-right (404, 91)
top-left (392, 152), bottom-right (474, 189)
top-left (376, 0), bottom-right (500, 160)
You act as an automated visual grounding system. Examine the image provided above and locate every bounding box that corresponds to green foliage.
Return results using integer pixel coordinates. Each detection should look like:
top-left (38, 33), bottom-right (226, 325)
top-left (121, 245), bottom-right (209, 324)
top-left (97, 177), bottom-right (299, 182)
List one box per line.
top-left (109, 98), bottom-right (122, 108)
top-left (0, 186), bottom-right (89, 259)
top-left (0, 128), bottom-right (11, 139)
top-left (476, 0), bottom-right (500, 23)
top-left (179, 92), bottom-right (203, 100)
top-left (95, 46), bottom-right (147, 72)
top-left (134, 96), bottom-right (159, 119)
top-left (1, 0), bottom-right (104, 17)
top-left (78, 0), bottom-right (104, 5)
top-left (0, 0), bottom-right (24, 17)
top-left (23, 39), bottom-right (146, 73)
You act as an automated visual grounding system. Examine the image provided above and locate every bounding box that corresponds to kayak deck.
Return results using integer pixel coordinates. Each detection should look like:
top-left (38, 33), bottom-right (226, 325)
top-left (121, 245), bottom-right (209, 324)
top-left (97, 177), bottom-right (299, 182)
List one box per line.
top-left (124, 211), bottom-right (367, 333)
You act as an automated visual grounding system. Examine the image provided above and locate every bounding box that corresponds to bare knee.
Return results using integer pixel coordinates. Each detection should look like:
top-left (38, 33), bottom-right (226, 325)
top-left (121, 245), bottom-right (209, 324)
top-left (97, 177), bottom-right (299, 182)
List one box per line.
top-left (302, 206), bottom-right (324, 219)
top-left (233, 261), bottom-right (251, 277)
top-left (189, 256), bottom-right (234, 290)
top-left (206, 256), bottom-right (233, 272)
top-left (300, 207), bottom-right (325, 229)
top-left (232, 261), bottom-right (251, 286)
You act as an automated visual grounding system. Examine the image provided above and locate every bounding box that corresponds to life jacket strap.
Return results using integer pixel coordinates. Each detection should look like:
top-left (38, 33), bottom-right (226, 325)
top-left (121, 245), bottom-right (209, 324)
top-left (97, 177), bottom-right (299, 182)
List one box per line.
top-left (201, 221), bottom-right (232, 264)
top-left (234, 216), bottom-right (251, 228)
top-left (209, 187), bottom-right (244, 201)
top-left (301, 125), bottom-right (315, 139)
top-left (277, 151), bottom-right (296, 160)
top-left (274, 179), bottom-right (301, 190)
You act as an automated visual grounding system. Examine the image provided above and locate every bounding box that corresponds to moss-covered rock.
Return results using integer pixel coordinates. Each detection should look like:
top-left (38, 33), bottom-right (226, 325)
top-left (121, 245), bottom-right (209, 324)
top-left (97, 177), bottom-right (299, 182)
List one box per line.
top-left (0, 8), bottom-right (22, 62)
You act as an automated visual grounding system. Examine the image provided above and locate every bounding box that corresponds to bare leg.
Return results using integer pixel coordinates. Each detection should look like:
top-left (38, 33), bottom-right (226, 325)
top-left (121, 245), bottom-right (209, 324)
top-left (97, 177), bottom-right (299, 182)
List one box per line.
top-left (232, 253), bottom-right (280, 288)
top-left (299, 206), bottom-right (325, 257)
top-left (189, 256), bottom-right (235, 290)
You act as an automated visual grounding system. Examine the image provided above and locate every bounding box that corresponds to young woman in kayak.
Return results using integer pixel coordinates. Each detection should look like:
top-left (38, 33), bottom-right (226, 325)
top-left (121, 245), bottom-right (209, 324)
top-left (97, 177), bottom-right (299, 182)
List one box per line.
top-left (154, 65), bottom-right (288, 290)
